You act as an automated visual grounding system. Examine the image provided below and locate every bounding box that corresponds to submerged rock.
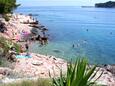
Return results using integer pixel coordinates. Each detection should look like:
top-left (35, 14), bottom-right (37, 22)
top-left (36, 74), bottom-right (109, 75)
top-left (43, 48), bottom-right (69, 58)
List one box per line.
top-left (53, 49), bottom-right (61, 53)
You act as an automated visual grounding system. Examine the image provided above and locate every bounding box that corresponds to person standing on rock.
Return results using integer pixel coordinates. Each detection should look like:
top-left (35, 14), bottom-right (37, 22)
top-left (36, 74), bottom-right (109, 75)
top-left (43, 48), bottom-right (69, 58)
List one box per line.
top-left (25, 42), bottom-right (30, 56)
top-left (25, 43), bottom-right (29, 51)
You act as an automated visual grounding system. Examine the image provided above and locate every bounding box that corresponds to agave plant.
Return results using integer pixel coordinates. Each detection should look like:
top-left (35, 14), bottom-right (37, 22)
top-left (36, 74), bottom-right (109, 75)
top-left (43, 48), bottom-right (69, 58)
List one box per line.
top-left (52, 58), bottom-right (102, 86)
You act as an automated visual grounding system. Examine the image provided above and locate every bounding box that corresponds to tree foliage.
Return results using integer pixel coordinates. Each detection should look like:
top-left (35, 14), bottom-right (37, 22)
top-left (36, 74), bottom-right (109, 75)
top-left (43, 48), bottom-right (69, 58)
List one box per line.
top-left (0, 0), bottom-right (20, 14)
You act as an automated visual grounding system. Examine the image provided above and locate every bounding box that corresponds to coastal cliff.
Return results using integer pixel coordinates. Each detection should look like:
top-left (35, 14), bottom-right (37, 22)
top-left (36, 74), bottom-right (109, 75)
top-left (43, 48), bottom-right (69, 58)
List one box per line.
top-left (95, 1), bottom-right (115, 8)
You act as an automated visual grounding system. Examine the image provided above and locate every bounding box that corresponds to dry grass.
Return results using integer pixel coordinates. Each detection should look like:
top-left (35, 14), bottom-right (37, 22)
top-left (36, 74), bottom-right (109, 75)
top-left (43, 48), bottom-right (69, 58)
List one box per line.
top-left (0, 79), bottom-right (52, 86)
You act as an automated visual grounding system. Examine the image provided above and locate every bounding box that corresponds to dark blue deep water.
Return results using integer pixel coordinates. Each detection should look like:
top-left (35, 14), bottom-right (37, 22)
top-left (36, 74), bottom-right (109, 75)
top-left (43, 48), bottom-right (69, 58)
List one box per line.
top-left (15, 6), bottom-right (115, 64)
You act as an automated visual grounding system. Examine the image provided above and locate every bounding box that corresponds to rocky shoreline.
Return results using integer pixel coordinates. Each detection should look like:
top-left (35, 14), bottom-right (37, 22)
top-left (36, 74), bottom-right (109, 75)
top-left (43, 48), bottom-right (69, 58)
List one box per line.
top-left (0, 14), bottom-right (115, 86)
top-left (0, 13), bottom-right (67, 83)
top-left (0, 63), bottom-right (115, 85)
top-left (95, 65), bottom-right (115, 85)
top-left (0, 53), bottom-right (67, 83)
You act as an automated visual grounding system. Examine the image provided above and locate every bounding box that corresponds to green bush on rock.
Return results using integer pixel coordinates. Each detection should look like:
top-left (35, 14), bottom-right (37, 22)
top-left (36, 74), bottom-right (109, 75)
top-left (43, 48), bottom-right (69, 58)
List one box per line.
top-left (0, 36), bottom-right (20, 55)
top-left (52, 58), bottom-right (101, 86)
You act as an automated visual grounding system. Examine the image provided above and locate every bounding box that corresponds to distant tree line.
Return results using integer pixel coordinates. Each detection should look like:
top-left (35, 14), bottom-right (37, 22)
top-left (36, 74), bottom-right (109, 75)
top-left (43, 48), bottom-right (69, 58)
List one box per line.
top-left (95, 1), bottom-right (115, 8)
top-left (0, 0), bottom-right (20, 14)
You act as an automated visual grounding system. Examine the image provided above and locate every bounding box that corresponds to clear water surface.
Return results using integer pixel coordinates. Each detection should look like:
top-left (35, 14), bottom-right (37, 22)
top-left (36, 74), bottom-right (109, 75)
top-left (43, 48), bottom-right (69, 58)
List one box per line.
top-left (15, 6), bottom-right (115, 64)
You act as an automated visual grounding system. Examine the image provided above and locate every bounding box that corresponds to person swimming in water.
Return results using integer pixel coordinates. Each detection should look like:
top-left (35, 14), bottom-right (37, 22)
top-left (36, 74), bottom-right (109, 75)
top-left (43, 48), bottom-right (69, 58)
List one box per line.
top-left (72, 44), bottom-right (75, 48)
top-left (110, 32), bottom-right (112, 35)
top-left (86, 29), bottom-right (89, 32)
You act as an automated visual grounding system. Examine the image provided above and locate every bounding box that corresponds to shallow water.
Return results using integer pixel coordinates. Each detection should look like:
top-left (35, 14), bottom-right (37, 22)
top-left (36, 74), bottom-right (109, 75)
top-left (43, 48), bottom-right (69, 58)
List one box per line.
top-left (15, 6), bottom-right (115, 64)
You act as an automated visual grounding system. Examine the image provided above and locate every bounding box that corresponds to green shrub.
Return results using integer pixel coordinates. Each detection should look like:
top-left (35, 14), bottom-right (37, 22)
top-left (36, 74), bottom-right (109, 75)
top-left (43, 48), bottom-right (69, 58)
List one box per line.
top-left (0, 36), bottom-right (10, 55)
top-left (0, 60), bottom-right (2, 65)
top-left (13, 42), bottom-right (20, 54)
top-left (52, 58), bottom-right (101, 86)
top-left (0, 0), bottom-right (20, 14)
top-left (3, 14), bottom-right (10, 21)
top-left (0, 0), bottom-right (20, 21)
top-left (0, 36), bottom-right (20, 55)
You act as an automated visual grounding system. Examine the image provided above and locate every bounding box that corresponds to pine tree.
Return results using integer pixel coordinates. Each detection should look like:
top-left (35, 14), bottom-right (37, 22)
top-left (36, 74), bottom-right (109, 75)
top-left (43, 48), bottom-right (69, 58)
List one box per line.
top-left (0, 0), bottom-right (20, 14)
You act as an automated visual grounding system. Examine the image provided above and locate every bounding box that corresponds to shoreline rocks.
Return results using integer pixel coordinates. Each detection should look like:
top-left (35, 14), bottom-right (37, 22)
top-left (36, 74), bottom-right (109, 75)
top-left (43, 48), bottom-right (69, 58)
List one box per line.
top-left (1, 64), bottom-right (115, 85)
top-left (13, 53), bottom-right (67, 78)
top-left (104, 65), bottom-right (115, 77)
top-left (0, 13), bottom-right (115, 86)
top-left (0, 53), bottom-right (67, 84)
top-left (94, 67), bottom-right (115, 86)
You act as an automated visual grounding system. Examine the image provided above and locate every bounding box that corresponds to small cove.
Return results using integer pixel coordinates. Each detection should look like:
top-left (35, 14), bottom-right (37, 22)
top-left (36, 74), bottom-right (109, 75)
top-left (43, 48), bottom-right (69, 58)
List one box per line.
top-left (15, 6), bottom-right (115, 64)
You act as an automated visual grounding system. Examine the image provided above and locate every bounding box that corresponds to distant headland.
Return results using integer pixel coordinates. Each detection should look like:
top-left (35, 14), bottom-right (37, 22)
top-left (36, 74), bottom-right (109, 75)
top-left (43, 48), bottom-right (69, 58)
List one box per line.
top-left (95, 1), bottom-right (115, 8)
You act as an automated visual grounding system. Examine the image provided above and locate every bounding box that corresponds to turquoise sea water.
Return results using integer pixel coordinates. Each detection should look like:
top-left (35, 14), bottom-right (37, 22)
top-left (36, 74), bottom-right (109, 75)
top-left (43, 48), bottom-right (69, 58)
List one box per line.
top-left (15, 6), bottom-right (115, 64)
